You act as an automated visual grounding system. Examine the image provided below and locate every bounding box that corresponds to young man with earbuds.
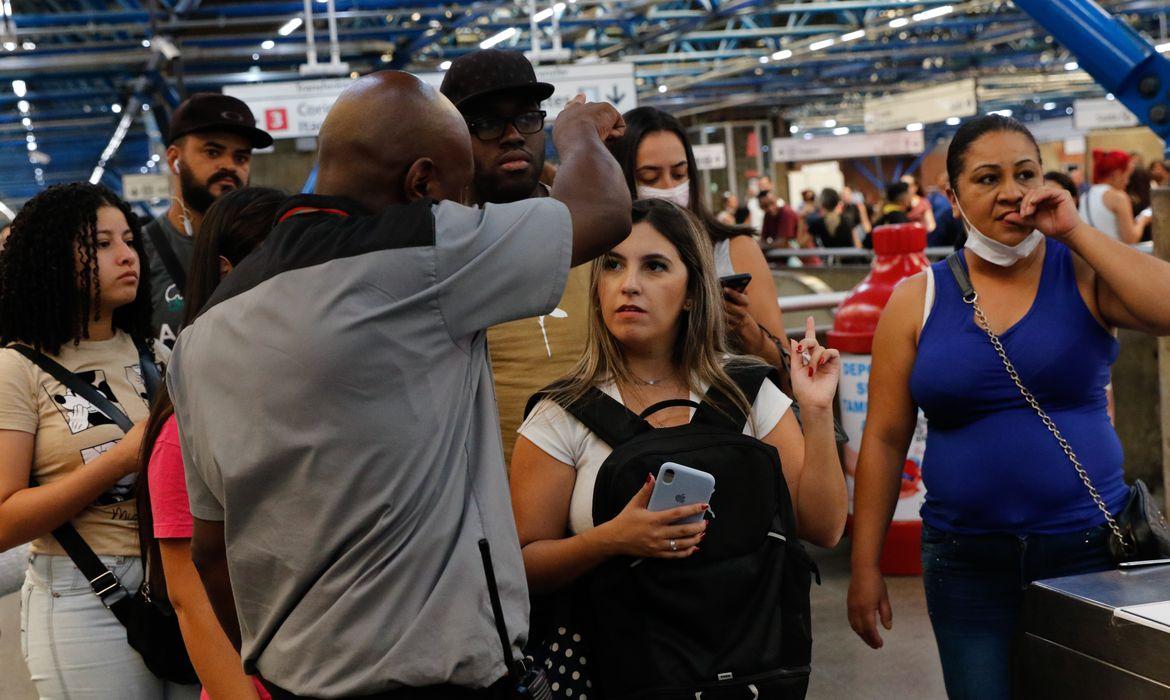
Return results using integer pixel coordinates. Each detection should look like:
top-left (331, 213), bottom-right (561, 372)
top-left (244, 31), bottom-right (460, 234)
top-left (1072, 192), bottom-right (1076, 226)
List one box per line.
top-left (143, 93), bottom-right (273, 354)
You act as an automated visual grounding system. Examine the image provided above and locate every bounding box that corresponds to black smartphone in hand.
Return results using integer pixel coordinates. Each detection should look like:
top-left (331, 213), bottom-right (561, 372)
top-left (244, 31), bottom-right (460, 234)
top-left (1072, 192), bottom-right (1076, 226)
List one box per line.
top-left (719, 273), bottom-right (752, 293)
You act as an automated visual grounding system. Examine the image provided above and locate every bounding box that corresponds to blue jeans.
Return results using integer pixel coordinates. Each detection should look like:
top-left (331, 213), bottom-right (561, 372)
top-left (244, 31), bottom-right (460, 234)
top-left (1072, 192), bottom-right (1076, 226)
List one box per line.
top-left (21, 553), bottom-right (201, 700)
top-left (921, 524), bottom-right (1114, 700)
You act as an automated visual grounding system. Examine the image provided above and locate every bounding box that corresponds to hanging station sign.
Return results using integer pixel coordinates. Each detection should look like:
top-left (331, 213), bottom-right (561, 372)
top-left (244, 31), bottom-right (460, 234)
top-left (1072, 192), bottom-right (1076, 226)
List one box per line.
top-left (1073, 98), bottom-right (1140, 130)
top-left (225, 77), bottom-right (356, 140)
top-left (121, 173), bottom-right (171, 201)
top-left (692, 143), bottom-right (727, 170)
top-left (771, 130), bottom-right (925, 162)
top-left (863, 79), bottom-right (978, 132)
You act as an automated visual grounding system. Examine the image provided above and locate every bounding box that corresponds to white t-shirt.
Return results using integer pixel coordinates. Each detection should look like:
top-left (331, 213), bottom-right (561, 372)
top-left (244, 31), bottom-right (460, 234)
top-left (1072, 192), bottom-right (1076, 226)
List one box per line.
top-left (518, 378), bottom-right (793, 535)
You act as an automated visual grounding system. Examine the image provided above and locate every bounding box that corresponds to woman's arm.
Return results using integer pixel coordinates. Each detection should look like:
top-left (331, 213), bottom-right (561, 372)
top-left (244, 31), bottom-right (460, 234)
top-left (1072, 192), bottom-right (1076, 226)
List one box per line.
top-left (511, 437), bottom-right (706, 593)
top-left (847, 279), bottom-right (922, 649)
top-left (1103, 188), bottom-right (1141, 245)
top-left (765, 405), bottom-right (846, 548)
top-left (160, 539), bottom-right (261, 699)
top-left (1018, 186), bottom-right (1170, 335)
top-left (0, 423), bottom-right (143, 551)
top-left (923, 204), bottom-right (937, 234)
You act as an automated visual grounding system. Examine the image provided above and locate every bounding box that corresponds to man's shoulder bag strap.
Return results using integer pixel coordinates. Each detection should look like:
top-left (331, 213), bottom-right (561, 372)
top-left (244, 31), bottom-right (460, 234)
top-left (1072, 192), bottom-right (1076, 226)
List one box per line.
top-left (146, 221), bottom-right (188, 295)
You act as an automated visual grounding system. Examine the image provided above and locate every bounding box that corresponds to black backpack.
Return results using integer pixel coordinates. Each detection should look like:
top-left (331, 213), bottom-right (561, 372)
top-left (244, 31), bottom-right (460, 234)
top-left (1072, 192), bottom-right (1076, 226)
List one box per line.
top-left (526, 364), bottom-right (819, 700)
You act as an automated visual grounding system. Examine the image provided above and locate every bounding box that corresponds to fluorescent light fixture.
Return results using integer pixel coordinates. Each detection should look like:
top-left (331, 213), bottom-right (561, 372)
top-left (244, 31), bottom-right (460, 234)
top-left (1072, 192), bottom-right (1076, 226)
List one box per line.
top-left (840, 30), bottom-right (866, 42)
top-left (759, 56), bottom-right (769, 64)
top-left (17, 99), bottom-right (28, 113)
top-left (789, 125), bottom-right (799, 134)
top-left (11, 79), bottom-right (25, 97)
top-left (411, 12), bottom-right (422, 20)
top-left (823, 119), bottom-right (837, 128)
top-left (771, 49), bottom-right (792, 61)
top-left (946, 116), bottom-right (961, 126)
top-left (832, 126), bottom-right (850, 136)
top-left (278, 17), bottom-right (303, 36)
top-left (261, 40), bottom-right (275, 50)
top-left (988, 109), bottom-right (1013, 117)
top-left (480, 27), bottom-right (517, 49)
top-left (1158, 42), bottom-right (1170, 54)
top-left (20, 117), bottom-right (30, 127)
top-left (658, 84), bottom-right (669, 93)
top-left (1064, 61), bottom-right (1078, 71)
top-left (809, 38), bottom-right (835, 51)
top-left (533, 4), bottom-right (564, 22)
top-left (21, 42), bottom-right (33, 50)
top-left (89, 166), bottom-right (105, 185)
top-left (0, 200), bottom-right (14, 219)
top-left (111, 103), bottom-right (122, 114)
top-left (2, 42), bottom-right (14, 51)
top-left (1043, 102), bottom-right (1057, 110)
top-left (1106, 93), bottom-right (1115, 101)
top-left (912, 5), bottom-right (954, 22)
top-left (889, 17), bottom-right (910, 28)
top-left (141, 39), bottom-right (151, 48)
top-left (803, 132), bottom-right (813, 140)
top-left (26, 141), bottom-right (35, 151)
top-left (906, 122), bottom-right (924, 132)
top-left (252, 53), bottom-right (260, 61)
top-left (439, 60), bottom-right (452, 70)
top-left (25, 134), bottom-right (33, 142)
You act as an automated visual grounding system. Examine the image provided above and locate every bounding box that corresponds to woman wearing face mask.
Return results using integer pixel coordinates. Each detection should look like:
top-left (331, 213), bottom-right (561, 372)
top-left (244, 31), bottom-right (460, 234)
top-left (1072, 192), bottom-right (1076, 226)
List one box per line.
top-left (1080, 150), bottom-right (1141, 244)
top-left (137, 187), bottom-right (285, 700)
top-left (846, 115), bottom-right (1170, 699)
top-left (609, 107), bottom-right (791, 391)
top-left (0, 184), bottom-right (199, 699)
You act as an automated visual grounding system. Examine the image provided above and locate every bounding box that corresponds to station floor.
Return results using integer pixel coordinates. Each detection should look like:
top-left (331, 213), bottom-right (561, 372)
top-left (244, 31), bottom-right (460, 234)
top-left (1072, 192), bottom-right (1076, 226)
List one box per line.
top-left (0, 540), bottom-right (947, 700)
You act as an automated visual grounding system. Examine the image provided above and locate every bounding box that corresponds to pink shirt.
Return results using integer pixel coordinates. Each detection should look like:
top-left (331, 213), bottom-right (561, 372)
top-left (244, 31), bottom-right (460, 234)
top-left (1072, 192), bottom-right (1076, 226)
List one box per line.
top-left (148, 415), bottom-right (271, 700)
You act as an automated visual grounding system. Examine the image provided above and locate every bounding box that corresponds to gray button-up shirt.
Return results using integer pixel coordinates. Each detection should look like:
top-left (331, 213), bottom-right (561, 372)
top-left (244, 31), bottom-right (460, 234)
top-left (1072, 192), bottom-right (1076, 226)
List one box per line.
top-left (167, 194), bottom-right (572, 695)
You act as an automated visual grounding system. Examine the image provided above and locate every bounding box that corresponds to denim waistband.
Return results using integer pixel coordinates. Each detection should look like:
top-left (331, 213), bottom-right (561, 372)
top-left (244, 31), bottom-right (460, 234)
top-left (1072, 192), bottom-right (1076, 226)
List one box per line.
top-left (24, 553), bottom-right (141, 596)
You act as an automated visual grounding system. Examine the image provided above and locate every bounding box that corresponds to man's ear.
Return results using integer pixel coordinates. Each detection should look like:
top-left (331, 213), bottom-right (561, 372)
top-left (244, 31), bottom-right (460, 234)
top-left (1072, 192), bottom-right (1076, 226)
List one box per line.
top-left (218, 255), bottom-right (234, 280)
top-left (403, 158), bottom-right (438, 202)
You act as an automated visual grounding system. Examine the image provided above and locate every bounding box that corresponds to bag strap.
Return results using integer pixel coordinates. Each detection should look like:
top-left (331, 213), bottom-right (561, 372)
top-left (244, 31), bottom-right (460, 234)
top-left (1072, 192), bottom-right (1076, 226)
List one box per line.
top-left (638, 398), bottom-right (700, 420)
top-left (693, 363), bottom-right (776, 431)
top-left (5, 343), bottom-right (158, 615)
top-left (7, 345), bottom-right (133, 432)
top-left (944, 252), bottom-right (1132, 555)
top-left (526, 383), bottom-right (649, 449)
top-left (146, 220), bottom-right (188, 296)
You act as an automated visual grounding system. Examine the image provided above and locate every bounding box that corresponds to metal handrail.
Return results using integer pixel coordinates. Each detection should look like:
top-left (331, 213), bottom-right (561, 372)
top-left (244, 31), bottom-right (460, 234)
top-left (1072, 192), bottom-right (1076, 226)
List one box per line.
top-left (778, 291), bottom-right (849, 312)
top-left (765, 246), bottom-right (957, 262)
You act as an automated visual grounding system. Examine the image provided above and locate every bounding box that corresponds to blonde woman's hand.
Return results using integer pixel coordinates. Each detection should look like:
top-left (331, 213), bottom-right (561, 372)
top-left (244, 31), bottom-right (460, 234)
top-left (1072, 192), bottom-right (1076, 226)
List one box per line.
top-left (593, 474), bottom-right (707, 559)
top-left (789, 316), bottom-right (840, 411)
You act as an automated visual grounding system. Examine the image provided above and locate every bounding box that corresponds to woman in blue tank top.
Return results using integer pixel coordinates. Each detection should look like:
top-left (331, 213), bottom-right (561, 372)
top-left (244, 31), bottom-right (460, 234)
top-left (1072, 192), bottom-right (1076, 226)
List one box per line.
top-left (846, 115), bottom-right (1170, 699)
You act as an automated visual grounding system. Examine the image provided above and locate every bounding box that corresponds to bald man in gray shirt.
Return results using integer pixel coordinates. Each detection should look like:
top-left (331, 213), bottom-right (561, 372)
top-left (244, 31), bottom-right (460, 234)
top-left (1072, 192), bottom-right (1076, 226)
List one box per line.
top-left (168, 72), bottom-right (629, 699)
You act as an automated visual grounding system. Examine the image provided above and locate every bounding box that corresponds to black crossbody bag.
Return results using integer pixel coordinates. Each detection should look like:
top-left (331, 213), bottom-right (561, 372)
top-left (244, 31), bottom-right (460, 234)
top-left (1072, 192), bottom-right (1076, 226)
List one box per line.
top-left (9, 342), bottom-right (199, 684)
top-left (946, 253), bottom-right (1170, 564)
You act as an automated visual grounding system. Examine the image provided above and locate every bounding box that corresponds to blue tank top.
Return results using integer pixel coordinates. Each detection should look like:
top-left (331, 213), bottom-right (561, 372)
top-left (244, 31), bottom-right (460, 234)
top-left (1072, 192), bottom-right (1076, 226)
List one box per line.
top-left (910, 242), bottom-right (1129, 534)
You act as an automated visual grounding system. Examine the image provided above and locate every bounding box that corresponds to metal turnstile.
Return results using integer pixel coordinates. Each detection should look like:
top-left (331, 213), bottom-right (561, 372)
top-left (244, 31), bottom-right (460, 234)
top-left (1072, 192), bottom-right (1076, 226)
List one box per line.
top-left (1017, 565), bottom-right (1170, 699)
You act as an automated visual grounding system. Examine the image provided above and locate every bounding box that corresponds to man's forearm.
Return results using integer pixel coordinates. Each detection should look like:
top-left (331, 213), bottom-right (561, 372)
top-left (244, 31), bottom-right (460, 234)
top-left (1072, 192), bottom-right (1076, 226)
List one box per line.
top-left (552, 125), bottom-right (631, 266)
top-left (191, 519), bottom-right (243, 652)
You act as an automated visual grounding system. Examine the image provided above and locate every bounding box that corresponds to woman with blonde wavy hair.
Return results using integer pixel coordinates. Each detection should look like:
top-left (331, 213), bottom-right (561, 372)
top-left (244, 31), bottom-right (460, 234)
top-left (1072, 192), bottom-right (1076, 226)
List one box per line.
top-left (510, 198), bottom-right (847, 695)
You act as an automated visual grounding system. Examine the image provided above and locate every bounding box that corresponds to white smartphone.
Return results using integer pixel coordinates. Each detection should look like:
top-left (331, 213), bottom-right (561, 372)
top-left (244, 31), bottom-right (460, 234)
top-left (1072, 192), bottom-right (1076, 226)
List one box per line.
top-left (647, 462), bottom-right (716, 525)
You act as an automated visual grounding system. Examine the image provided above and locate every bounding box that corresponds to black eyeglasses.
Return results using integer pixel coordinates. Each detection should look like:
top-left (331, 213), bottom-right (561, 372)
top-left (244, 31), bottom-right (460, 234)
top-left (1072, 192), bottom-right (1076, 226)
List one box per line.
top-left (466, 110), bottom-right (547, 141)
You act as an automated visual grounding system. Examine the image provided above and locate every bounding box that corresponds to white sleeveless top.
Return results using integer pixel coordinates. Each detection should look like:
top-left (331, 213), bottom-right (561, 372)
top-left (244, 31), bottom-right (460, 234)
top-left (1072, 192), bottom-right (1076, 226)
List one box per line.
top-left (1080, 184), bottom-right (1121, 240)
top-left (713, 238), bottom-right (735, 278)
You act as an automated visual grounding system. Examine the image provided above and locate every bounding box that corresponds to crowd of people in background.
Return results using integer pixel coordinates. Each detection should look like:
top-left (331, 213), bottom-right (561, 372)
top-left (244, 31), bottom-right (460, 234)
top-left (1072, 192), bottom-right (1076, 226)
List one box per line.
top-left (715, 148), bottom-right (1168, 265)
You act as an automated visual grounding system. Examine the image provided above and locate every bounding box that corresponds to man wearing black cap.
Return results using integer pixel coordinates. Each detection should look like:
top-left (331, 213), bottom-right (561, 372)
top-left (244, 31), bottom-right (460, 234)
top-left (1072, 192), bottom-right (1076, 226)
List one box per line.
top-left (441, 49), bottom-right (593, 464)
top-left (143, 92), bottom-right (273, 354)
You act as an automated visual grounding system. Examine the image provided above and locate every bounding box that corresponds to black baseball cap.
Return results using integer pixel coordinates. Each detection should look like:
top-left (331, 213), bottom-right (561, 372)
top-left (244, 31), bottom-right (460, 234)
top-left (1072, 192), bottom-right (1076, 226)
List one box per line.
top-left (439, 49), bottom-right (554, 112)
top-left (166, 92), bottom-right (274, 149)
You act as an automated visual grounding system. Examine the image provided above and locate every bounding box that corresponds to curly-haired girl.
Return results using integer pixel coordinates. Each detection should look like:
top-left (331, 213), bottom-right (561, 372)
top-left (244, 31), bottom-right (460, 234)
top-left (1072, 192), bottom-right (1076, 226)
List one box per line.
top-left (0, 183), bottom-right (196, 698)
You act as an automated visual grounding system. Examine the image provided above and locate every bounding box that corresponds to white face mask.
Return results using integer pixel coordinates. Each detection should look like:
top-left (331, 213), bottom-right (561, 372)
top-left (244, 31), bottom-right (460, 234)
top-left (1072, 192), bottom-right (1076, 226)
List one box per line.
top-left (955, 199), bottom-right (1044, 267)
top-left (637, 181), bottom-right (690, 209)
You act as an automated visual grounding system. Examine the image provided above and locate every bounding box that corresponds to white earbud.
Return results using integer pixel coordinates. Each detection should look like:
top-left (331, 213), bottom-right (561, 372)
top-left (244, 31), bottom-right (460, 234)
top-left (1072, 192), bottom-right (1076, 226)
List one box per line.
top-left (171, 158), bottom-right (181, 175)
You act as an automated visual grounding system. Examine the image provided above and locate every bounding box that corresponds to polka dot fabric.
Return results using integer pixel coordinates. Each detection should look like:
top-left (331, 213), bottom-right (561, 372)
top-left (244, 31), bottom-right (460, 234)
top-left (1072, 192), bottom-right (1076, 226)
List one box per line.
top-left (526, 625), bottom-right (593, 698)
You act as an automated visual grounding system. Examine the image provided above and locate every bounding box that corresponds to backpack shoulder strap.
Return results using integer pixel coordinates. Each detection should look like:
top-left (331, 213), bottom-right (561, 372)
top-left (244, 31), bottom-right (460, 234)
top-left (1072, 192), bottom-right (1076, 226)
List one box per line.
top-left (693, 363), bottom-right (778, 431)
top-left (524, 381), bottom-right (648, 449)
top-left (134, 339), bottom-right (161, 402)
